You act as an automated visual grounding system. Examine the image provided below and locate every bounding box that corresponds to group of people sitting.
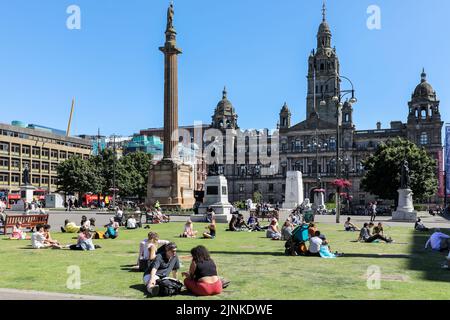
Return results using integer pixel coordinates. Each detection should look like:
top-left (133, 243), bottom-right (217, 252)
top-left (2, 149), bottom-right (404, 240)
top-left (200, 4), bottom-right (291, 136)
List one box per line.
top-left (135, 231), bottom-right (224, 297)
top-left (228, 212), bottom-right (263, 232)
top-left (61, 216), bottom-right (120, 240)
top-left (343, 217), bottom-right (393, 243)
top-left (180, 218), bottom-right (217, 239)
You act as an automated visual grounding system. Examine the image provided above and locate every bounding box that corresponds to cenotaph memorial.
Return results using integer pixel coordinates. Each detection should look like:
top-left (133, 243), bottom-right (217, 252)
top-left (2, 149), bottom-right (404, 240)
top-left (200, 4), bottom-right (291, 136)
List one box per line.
top-left (283, 171), bottom-right (304, 209)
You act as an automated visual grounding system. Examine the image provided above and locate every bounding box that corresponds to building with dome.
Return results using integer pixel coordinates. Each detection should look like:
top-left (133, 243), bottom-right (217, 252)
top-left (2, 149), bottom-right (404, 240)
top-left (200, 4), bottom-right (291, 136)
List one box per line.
top-left (220, 3), bottom-right (444, 207)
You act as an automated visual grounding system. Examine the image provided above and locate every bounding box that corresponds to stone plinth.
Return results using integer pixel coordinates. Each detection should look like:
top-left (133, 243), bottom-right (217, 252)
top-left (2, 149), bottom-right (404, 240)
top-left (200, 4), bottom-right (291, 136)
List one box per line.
top-left (11, 185), bottom-right (36, 212)
top-left (313, 191), bottom-right (325, 210)
top-left (147, 159), bottom-right (195, 210)
top-left (195, 175), bottom-right (233, 223)
top-left (392, 188), bottom-right (417, 222)
top-left (283, 171), bottom-right (304, 209)
top-left (45, 194), bottom-right (65, 209)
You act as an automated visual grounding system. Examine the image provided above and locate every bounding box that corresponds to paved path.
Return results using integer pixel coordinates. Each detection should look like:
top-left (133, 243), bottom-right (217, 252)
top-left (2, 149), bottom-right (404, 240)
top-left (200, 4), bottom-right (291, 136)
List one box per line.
top-left (0, 288), bottom-right (127, 300)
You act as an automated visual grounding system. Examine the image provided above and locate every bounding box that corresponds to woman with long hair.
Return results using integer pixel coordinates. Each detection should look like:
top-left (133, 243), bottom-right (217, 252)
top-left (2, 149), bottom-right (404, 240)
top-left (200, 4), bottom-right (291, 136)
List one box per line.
top-left (182, 245), bottom-right (222, 296)
top-left (203, 218), bottom-right (217, 239)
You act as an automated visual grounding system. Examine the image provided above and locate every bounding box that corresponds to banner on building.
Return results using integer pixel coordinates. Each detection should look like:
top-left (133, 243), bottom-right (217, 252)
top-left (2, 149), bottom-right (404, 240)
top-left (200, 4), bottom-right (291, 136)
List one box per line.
top-left (446, 125), bottom-right (450, 197)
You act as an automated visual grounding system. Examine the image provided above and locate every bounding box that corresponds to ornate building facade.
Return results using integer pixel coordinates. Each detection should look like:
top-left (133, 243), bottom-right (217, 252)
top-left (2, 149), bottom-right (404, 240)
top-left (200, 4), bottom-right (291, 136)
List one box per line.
top-left (220, 5), bottom-right (444, 207)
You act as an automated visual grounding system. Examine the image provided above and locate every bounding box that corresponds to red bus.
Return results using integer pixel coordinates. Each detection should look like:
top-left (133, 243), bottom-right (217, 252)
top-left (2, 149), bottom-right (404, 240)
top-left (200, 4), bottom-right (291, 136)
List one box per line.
top-left (82, 194), bottom-right (110, 207)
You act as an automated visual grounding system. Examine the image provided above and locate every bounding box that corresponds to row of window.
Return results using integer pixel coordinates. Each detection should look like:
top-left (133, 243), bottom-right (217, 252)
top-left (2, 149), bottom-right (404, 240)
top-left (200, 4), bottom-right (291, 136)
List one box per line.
top-left (0, 129), bottom-right (91, 150)
top-left (238, 183), bottom-right (280, 194)
top-left (0, 142), bottom-right (89, 159)
top-left (0, 173), bottom-right (57, 185)
top-left (0, 158), bottom-right (60, 171)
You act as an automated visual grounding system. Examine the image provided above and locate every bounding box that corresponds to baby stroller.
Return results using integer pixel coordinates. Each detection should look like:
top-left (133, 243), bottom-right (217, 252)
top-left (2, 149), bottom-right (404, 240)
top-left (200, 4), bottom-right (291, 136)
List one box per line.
top-left (285, 223), bottom-right (310, 256)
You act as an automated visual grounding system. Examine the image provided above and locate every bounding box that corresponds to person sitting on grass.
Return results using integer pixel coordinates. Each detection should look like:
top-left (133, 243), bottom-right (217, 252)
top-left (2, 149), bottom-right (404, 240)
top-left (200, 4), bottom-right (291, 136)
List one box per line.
top-left (228, 214), bottom-right (238, 232)
top-left (80, 216), bottom-right (90, 228)
top-left (143, 242), bottom-right (180, 297)
top-left (281, 220), bottom-right (294, 241)
top-left (308, 223), bottom-right (318, 238)
top-left (372, 222), bottom-right (385, 236)
top-left (235, 213), bottom-right (250, 231)
top-left (344, 217), bottom-right (359, 232)
top-left (68, 226), bottom-right (97, 251)
top-left (266, 218), bottom-right (282, 240)
top-left (126, 215), bottom-right (141, 230)
top-left (358, 223), bottom-right (393, 243)
top-left (182, 245), bottom-right (223, 297)
top-left (43, 225), bottom-right (60, 246)
top-left (137, 232), bottom-right (170, 272)
top-left (425, 229), bottom-right (450, 252)
top-left (61, 219), bottom-right (81, 233)
top-left (9, 222), bottom-right (31, 240)
top-left (415, 218), bottom-right (429, 232)
top-left (307, 231), bottom-right (324, 257)
top-left (31, 224), bottom-right (62, 249)
top-left (104, 218), bottom-right (120, 239)
top-left (247, 213), bottom-right (263, 232)
top-left (317, 233), bottom-right (343, 258)
top-left (181, 219), bottom-right (198, 238)
top-left (203, 218), bottom-right (217, 239)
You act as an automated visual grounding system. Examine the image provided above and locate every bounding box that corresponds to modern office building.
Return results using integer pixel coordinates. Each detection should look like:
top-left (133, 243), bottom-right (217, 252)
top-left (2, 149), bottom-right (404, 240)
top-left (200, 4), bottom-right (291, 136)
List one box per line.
top-left (0, 121), bottom-right (92, 196)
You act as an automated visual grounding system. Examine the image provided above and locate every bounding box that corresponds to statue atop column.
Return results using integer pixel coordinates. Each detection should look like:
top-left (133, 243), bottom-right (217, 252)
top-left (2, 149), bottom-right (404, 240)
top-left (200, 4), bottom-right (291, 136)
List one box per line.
top-left (400, 159), bottom-right (411, 189)
top-left (166, 3), bottom-right (175, 31)
top-left (22, 164), bottom-right (30, 186)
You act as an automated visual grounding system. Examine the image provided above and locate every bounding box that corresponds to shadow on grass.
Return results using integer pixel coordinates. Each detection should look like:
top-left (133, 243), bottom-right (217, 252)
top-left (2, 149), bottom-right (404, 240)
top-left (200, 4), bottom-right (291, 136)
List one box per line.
top-left (129, 284), bottom-right (196, 299)
top-left (408, 229), bottom-right (450, 282)
top-left (341, 253), bottom-right (411, 259)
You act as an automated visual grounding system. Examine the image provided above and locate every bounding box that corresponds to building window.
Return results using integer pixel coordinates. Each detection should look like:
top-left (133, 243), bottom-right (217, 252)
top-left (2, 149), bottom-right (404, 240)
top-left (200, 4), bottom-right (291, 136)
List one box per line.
top-left (0, 142), bottom-right (9, 152)
top-left (420, 132), bottom-right (428, 145)
top-left (11, 144), bottom-right (20, 153)
top-left (59, 151), bottom-right (67, 159)
top-left (42, 176), bottom-right (49, 185)
top-left (254, 184), bottom-right (259, 192)
top-left (51, 150), bottom-right (58, 158)
top-left (42, 148), bottom-right (49, 158)
top-left (0, 173), bottom-right (8, 183)
top-left (0, 158), bottom-right (9, 167)
top-left (11, 174), bottom-right (20, 184)
top-left (42, 162), bottom-right (50, 172)
top-left (22, 146), bottom-right (30, 156)
top-left (32, 147), bottom-right (41, 157)
top-left (239, 184), bottom-right (245, 193)
top-left (268, 184), bottom-right (274, 192)
top-left (51, 177), bottom-right (58, 185)
top-left (32, 176), bottom-right (40, 185)
top-left (11, 159), bottom-right (20, 169)
top-left (32, 161), bottom-right (40, 171)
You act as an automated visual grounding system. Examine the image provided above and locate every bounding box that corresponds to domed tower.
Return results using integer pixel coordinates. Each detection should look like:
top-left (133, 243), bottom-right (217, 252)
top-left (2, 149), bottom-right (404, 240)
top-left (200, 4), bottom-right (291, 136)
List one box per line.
top-left (279, 102), bottom-right (291, 129)
top-left (306, 2), bottom-right (341, 124)
top-left (407, 69), bottom-right (442, 149)
top-left (211, 87), bottom-right (239, 130)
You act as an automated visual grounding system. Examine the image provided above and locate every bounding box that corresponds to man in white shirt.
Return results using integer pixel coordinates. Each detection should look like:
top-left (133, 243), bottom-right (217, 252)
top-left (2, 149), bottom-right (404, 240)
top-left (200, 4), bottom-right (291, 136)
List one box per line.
top-left (127, 216), bottom-right (137, 229)
top-left (425, 230), bottom-right (450, 252)
top-left (31, 224), bottom-right (62, 249)
top-left (136, 233), bottom-right (170, 271)
top-left (308, 231), bottom-right (324, 257)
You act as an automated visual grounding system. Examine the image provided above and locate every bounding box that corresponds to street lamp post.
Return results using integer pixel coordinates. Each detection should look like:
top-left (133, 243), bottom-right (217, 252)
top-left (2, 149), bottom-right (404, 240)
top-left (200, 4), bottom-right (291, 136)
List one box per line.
top-left (320, 75), bottom-right (357, 223)
top-left (112, 134), bottom-right (117, 209)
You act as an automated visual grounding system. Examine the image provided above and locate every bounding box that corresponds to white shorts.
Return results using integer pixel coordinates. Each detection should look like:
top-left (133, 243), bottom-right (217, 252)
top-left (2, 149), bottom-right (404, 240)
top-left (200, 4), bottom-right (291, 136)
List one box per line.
top-left (143, 274), bottom-right (160, 286)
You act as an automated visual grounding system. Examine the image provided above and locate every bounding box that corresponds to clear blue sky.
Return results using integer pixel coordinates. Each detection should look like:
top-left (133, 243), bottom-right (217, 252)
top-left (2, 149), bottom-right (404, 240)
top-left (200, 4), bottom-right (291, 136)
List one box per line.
top-left (0, 0), bottom-right (448, 137)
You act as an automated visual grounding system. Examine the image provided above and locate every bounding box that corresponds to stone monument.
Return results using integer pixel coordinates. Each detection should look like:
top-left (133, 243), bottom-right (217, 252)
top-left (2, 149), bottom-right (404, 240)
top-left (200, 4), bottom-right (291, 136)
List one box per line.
top-left (283, 171), bottom-right (304, 209)
top-left (392, 160), bottom-right (417, 222)
top-left (192, 151), bottom-right (233, 223)
top-left (12, 165), bottom-right (36, 212)
top-left (146, 4), bottom-right (195, 210)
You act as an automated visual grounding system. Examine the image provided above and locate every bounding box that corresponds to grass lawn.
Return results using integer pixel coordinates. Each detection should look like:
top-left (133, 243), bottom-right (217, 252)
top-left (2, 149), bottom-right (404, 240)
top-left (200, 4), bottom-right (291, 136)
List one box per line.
top-left (1, 222), bottom-right (450, 300)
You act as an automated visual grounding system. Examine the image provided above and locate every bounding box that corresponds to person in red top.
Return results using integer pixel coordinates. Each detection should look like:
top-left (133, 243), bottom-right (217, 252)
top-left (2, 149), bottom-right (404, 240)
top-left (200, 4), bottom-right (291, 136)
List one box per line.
top-left (182, 245), bottom-right (223, 296)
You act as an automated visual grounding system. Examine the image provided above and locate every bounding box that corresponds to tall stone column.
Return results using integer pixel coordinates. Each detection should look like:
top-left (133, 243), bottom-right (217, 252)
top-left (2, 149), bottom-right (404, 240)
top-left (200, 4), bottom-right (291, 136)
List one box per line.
top-left (160, 3), bottom-right (182, 160)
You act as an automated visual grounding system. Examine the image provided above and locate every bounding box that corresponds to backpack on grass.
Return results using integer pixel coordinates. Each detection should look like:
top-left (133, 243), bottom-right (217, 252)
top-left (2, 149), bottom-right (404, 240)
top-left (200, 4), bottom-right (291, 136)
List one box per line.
top-left (157, 277), bottom-right (183, 297)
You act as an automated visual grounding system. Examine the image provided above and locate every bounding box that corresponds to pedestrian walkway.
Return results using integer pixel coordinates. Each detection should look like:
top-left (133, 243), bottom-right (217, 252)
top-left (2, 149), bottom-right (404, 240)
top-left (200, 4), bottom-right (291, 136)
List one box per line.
top-left (0, 288), bottom-right (127, 300)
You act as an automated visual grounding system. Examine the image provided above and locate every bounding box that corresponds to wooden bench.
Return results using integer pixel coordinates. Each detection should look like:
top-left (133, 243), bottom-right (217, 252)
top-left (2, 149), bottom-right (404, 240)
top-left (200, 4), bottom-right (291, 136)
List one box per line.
top-left (2, 214), bottom-right (49, 235)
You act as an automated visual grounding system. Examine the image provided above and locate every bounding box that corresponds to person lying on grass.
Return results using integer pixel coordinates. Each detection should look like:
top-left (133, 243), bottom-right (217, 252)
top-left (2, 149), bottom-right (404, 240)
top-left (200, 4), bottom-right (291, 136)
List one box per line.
top-left (182, 245), bottom-right (223, 297)
top-left (9, 222), bottom-right (31, 240)
top-left (144, 242), bottom-right (180, 297)
top-left (266, 218), bottom-right (282, 240)
top-left (60, 219), bottom-right (81, 233)
top-left (425, 229), bottom-right (450, 252)
top-left (344, 217), bottom-right (359, 232)
top-left (43, 224), bottom-right (60, 246)
top-left (31, 224), bottom-right (62, 249)
top-left (203, 218), bottom-right (217, 239)
top-left (358, 223), bottom-right (393, 243)
top-left (136, 232), bottom-right (170, 272)
top-left (181, 219), bottom-right (198, 238)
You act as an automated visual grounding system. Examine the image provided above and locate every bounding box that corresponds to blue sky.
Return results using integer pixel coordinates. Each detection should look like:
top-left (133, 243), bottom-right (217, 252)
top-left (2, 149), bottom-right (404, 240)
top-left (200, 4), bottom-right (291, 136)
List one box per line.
top-left (0, 0), bottom-right (448, 137)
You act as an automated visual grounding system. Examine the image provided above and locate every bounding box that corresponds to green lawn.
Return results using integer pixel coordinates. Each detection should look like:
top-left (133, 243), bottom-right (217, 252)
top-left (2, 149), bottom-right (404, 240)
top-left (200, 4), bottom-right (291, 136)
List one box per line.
top-left (1, 222), bottom-right (450, 300)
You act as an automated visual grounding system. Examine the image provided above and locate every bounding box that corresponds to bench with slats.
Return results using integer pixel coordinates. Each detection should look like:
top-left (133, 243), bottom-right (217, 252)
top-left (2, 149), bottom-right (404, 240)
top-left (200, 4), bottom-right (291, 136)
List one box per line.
top-left (2, 215), bottom-right (49, 235)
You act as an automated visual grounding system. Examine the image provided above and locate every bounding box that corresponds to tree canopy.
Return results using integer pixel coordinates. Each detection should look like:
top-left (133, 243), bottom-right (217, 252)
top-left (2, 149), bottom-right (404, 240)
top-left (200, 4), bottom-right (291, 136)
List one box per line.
top-left (360, 138), bottom-right (438, 202)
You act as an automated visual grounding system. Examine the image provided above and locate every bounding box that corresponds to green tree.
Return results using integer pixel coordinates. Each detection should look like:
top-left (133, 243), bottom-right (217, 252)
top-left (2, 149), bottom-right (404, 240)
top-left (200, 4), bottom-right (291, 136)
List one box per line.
top-left (118, 152), bottom-right (152, 201)
top-left (253, 191), bottom-right (263, 204)
top-left (361, 138), bottom-right (438, 203)
top-left (56, 155), bottom-right (98, 197)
